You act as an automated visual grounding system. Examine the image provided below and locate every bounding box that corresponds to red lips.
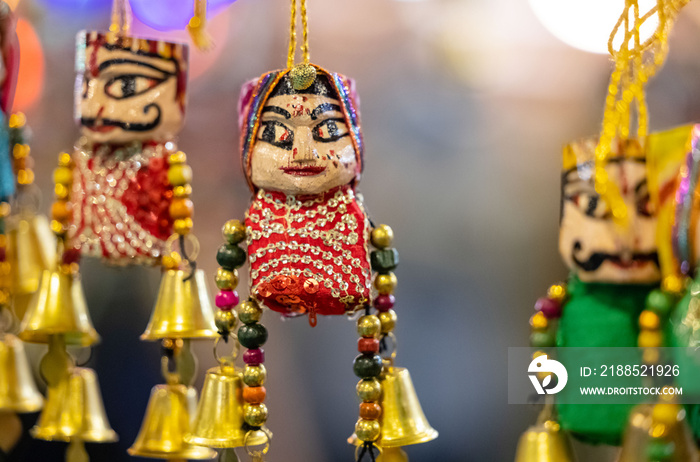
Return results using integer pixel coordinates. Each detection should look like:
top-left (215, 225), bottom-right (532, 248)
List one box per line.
top-left (280, 165), bottom-right (327, 176)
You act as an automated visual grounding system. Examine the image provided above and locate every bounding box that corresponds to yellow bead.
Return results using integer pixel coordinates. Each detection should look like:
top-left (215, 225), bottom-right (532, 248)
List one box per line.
top-left (642, 348), bottom-right (660, 365)
top-left (162, 252), bottom-right (182, 270)
top-left (639, 310), bottom-right (660, 330)
top-left (53, 167), bottom-right (73, 186)
top-left (9, 112), bottom-right (25, 129)
top-left (547, 284), bottom-right (566, 302)
top-left (371, 224), bottom-right (394, 249)
top-left (238, 300), bottom-right (263, 324)
top-left (167, 164), bottom-right (193, 186)
top-left (215, 310), bottom-right (238, 332)
top-left (215, 268), bottom-right (238, 290)
top-left (378, 310), bottom-right (397, 334)
top-left (357, 379), bottom-right (381, 402)
top-left (244, 403), bottom-right (268, 427)
top-left (50, 220), bottom-right (67, 235)
top-left (16, 169), bottom-right (33, 185)
top-left (530, 312), bottom-right (548, 331)
top-left (638, 330), bottom-right (662, 348)
top-left (222, 219), bottom-right (247, 244)
top-left (173, 218), bottom-right (193, 235)
top-left (652, 403), bottom-right (680, 426)
top-left (173, 185), bottom-right (192, 198)
top-left (357, 315), bottom-right (381, 338)
top-left (58, 152), bottom-right (72, 167)
top-left (168, 151), bottom-right (187, 165)
top-left (54, 184), bottom-right (69, 200)
top-left (662, 275), bottom-right (683, 294)
top-left (0, 202), bottom-right (10, 218)
top-left (374, 273), bottom-right (397, 295)
top-left (355, 419), bottom-right (380, 442)
top-left (243, 365), bottom-right (266, 387)
top-left (12, 144), bottom-right (28, 159)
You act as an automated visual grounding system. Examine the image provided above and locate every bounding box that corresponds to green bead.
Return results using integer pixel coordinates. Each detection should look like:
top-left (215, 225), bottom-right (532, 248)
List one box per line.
top-left (238, 324), bottom-right (268, 349)
top-left (530, 331), bottom-right (556, 348)
top-left (370, 248), bottom-right (399, 274)
top-left (646, 439), bottom-right (675, 461)
top-left (646, 289), bottom-right (674, 317)
top-left (353, 354), bottom-right (383, 378)
top-left (216, 244), bottom-right (246, 270)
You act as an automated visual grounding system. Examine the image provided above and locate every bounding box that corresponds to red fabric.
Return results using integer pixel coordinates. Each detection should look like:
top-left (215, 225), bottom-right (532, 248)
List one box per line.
top-left (68, 143), bottom-right (173, 264)
top-left (245, 185), bottom-right (371, 319)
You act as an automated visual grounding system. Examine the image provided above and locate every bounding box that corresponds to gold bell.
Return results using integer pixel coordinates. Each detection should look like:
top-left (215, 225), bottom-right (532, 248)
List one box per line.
top-left (31, 367), bottom-right (117, 443)
top-left (376, 367), bottom-right (438, 448)
top-left (128, 384), bottom-right (216, 459)
top-left (618, 403), bottom-right (699, 462)
top-left (377, 447), bottom-right (409, 461)
top-left (514, 420), bottom-right (575, 462)
top-left (0, 334), bottom-right (43, 413)
top-left (6, 215), bottom-right (55, 296)
top-left (141, 269), bottom-right (217, 341)
top-left (186, 366), bottom-right (269, 448)
top-left (18, 269), bottom-right (99, 347)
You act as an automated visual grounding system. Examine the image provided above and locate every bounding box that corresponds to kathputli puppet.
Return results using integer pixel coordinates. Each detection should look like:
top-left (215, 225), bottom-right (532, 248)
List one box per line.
top-left (187, 1), bottom-right (437, 461)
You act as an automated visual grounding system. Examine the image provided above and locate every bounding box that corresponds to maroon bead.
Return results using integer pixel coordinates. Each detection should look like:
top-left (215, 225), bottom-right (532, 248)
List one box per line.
top-left (0, 247), bottom-right (5, 262)
top-left (358, 337), bottom-right (380, 354)
top-left (535, 297), bottom-right (561, 319)
top-left (243, 348), bottom-right (265, 365)
top-left (216, 290), bottom-right (239, 309)
top-left (373, 294), bottom-right (395, 312)
top-left (62, 248), bottom-right (81, 265)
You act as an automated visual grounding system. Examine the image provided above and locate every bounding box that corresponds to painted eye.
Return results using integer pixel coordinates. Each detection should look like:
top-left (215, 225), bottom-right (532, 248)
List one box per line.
top-left (568, 192), bottom-right (610, 219)
top-left (104, 75), bottom-right (164, 99)
top-left (313, 118), bottom-right (349, 142)
top-left (637, 193), bottom-right (654, 217)
top-left (259, 120), bottom-right (293, 150)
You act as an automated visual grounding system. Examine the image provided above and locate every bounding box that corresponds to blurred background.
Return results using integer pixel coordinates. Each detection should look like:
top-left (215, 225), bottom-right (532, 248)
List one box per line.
top-left (7, 0), bottom-right (700, 460)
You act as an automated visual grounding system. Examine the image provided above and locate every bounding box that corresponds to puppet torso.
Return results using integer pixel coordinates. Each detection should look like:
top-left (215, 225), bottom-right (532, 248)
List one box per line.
top-left (245, 185), bottom-right (371, 319)
top-left (67, 141), bottom-right (173, 265)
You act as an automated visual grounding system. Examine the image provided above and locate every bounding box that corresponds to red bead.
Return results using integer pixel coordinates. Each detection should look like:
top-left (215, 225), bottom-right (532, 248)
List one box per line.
top-left (243, 348), bottom-right (265, 365)
top-left (62, 248), bottom-right (81, 265)
top-left (358, 338), bottom-right (380, 354)
top-left (535, 297), bottom-right (561, 319)
top-left (373, 294), bottom-right (395, 312)
top-left (216, 290), bottom-right (239, 310)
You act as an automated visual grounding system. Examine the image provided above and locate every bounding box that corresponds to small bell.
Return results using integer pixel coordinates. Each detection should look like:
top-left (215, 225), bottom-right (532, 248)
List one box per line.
top-left (186, 366), bottom-right (269, 448)
top-left (141, 269), bottom-right (217, 341)
top-left (128, 383), bottom-right (216, 459)
top-left (6, 215), bottom-right (55, 296)
top-left (618, 403), bottom-right (699, 462)
top-left (31, 367), bottom-right (117, 443)
top-left (0, 333), bottom-right (43, 413)
top-left (514, 420), bottom-right (575, 462)
top-left (18, 269), bottom-right (99, 347)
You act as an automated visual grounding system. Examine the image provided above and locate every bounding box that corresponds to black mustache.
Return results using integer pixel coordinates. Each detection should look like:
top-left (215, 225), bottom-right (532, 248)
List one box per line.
top-left (572, 241), bottom-right (659, 272)
top-left (81, 103), bottom-right (162, 132)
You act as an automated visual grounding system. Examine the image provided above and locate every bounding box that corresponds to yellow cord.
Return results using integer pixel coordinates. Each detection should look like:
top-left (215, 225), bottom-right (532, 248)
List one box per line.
top-left (287, 0), bottom-right (311, 68)
top-left (594, 0), bottom-right (686, 227)
top-left (188, 0), bottom-right (213, 51)
top-left (109, 0), bottom-right (131, 36)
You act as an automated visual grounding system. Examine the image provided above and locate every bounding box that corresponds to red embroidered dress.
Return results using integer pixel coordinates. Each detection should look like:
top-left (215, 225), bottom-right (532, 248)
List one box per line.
top-left (246, 185), bottom-right (372, 320)
top-left (67, 141), bottom-right (174, 264)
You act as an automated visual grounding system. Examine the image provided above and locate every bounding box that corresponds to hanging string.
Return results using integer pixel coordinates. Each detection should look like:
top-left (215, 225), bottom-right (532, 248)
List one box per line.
top-left (188, 0), bottom-right (213, 51)
top-left (593, 0), bottom-right (687, 227)
top-left (287, 0), bottom-right (311, 68)
top-left (109, 0), bottom-right (131, 37)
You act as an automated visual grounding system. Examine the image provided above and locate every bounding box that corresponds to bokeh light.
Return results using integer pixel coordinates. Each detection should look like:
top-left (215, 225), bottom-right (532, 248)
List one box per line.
top-left (13, 17), bottom-right (44, 112)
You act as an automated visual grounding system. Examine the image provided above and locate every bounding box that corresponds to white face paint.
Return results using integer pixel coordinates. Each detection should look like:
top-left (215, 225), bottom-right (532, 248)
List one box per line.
top-left (559, 158), bottom-right (660, 283)
top-left (250, 93), bottom-right (357, 195)
top-left (76, 42), bottom-right (185, 144)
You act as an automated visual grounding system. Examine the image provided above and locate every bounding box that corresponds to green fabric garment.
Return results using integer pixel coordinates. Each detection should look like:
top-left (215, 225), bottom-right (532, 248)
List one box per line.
top-left (555, 274), bottom-right (657, 446)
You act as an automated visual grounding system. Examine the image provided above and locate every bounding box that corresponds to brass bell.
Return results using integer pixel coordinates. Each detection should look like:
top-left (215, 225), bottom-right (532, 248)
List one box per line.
top-left (18, 269), bottom-right (99, 347)
top-left (128, 383), bottom-right (216, 459)
top-left (376, 367), bottom-right (438, 448)
top-left (618, 403), bottom-right (699, 462)
top-left (6, 215), bottom-right (55, 296)
top-left (0, 334), bottom-right (43, 413)
top-left (514, 420), bottom-right (575, 462)
top-left (186, 366), bottom-right (269, 448)
top-left (378, 447), bottom-right (409, 461)
top-left (31, 367), bottom-right (117, 443)
top-left (141, 269), bottom-right (218, 341)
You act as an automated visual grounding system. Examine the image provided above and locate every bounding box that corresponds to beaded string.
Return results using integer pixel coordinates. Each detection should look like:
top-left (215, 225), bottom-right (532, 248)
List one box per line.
top-left (594, 0), bottom-right (686, 227)
top-left (188, 0), bottom-right (213, 50)
top-left (109, 0), bottom-right (131, 37)
top-left (287, 0), bottom-right (311, 69)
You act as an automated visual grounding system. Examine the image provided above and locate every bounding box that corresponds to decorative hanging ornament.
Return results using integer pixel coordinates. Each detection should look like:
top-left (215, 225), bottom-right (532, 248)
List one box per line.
top-left (196, 1), bottom-right (437, 461)
top-left (517, 0), bottom-right (700, 456)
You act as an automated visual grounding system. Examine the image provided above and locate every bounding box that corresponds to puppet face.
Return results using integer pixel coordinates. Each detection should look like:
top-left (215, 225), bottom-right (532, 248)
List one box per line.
top-left (559, 158), bottom-right (660, 283)
top-left (76, 36), bottom-right (186, 144)
top-left (250, 89), bottom-right (357, 196)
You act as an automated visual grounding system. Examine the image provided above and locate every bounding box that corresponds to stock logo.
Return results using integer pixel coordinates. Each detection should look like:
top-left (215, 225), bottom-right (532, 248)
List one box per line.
top-left (528, 354), bottom-right (568, 395)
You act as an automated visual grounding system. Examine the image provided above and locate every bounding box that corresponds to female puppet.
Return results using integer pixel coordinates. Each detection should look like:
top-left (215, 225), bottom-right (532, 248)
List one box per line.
top-left (53, 30), bottom-right (189, 265)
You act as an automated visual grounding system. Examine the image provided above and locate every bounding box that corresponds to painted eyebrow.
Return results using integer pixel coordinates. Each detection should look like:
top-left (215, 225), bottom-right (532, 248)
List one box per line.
top-left (97, 59), bottom-right (175, 76)
top-left (261, 106), bottom-right (291, 119)
top-left (310, 103), bottom-right (342, 120)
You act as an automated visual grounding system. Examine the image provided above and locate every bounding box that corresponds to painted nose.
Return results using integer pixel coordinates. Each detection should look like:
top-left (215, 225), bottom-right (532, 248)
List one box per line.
top-left (293, 127), bottom-right (317, 163)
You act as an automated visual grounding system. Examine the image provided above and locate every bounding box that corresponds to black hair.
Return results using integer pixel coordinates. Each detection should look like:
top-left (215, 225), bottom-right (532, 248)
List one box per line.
top-left (269, 73), bottom-right (336, 98)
